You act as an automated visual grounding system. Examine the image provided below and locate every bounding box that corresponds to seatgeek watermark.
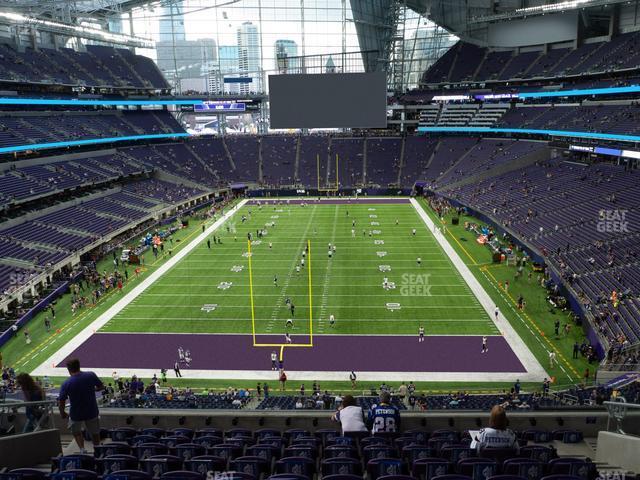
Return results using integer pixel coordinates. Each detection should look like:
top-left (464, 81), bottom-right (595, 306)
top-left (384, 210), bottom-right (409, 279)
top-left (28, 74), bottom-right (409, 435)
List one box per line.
top-left (400, 273), bottom-right (432, 296)
top-left (597, 209), bottom-right (629, 233)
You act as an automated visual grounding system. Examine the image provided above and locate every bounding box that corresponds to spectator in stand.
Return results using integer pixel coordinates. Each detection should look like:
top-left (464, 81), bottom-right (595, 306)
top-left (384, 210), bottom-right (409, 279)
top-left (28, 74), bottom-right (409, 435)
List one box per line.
top-left (473, 405), bottom-right (519, 453)
top-left (58, 358), bottom-right (104, 453)
top-left (368, 391), bottom-right (401, 434)
top-left (279, 369), bottom-right (287, 391)
top-left (331, 394), bottom-right (368, 435)
top-left (16, 373), bottom-right (44, 432)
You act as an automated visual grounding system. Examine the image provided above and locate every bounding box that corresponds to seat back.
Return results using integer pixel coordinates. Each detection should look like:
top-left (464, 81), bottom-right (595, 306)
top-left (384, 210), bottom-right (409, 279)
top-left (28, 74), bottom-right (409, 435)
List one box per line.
top-left (367, 458), bottom-right (406, 480)
top-left (364, 445), bottom-right (398, 463)
top-left (50, 469), bottom-right (98, 480)
top-left (0, 469), bottom-right (47, 480)
top-left (98, 455), bottom-right (139, 475)
top-left (193, 436), bottom-right (223, 449)
top-left (520, 446), bottom-right (556, 463)
top-left (160, 472), bottom-right (202, 479)
top-left (229, 456), bottom-right (269, 478)
top-left (209, 444), bottom-right (243, 461)
top-left (548, 459), bottom-right (595, 480)
top-left (321, 457), bottom-right (362, 476)
top-left (411, 458), bottom-right (451, 480)
top-left (283, 446), bottom-right (316, 460)
top-left (503, 459), bottom-right (545, 480)
top-left (402, 445), bottom-right (435, 464)
top-left (324, 445), bottom-right (358, 460)
top-left (441, 445), bottom-right (474, 463)
top-left (246, 444), bottom-right (280, 462)
top-left (185, 456), bottom-right (227, 476)
top-left (95, 443), bottom-right (133, 459)
top-left (141, 455), bottom-right (183, 479)
top-left (111, 428), bottom-right (138, 443)
top-left (103, 469), bottom-right (151, 480)
top-left (172, 429), bottom-right (195, 440)
top-left (275, 457), bottom-right (315, 477)
top-left (478, 448), bottom-right (518, 464)
top-left (56, 455), bottom-right (96, 473)
top-left (135, 444), bottom-right (169, 461)
top-left (405, 430), bottom-right (429, 444)
top-left (456, 458), bottom-right (498, 480)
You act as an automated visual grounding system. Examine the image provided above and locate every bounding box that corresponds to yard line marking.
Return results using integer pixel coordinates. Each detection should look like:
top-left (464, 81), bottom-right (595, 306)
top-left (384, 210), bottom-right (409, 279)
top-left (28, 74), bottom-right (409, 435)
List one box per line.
top-left (318, 205), bottom-right (339, 333)
top-left (265, 205), bottom-right (317, 336)
top-left (411, 198), bottom-right (548, 381)
top-left (31, 199), bottom-right (249, 377)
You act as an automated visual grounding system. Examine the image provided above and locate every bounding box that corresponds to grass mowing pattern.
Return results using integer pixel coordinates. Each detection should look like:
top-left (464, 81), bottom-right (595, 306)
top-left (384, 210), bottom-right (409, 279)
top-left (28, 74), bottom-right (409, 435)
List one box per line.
top-left (100, 202), bottom-right (498, 337)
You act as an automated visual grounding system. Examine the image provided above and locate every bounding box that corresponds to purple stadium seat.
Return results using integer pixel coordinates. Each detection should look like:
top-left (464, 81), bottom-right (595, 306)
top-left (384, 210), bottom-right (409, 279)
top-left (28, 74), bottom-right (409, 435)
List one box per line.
top-left (172, 444), bottom-right (207, 462)
top-left (192, 436), bottom-right (223, 449)
top-left (321, 457), bottom-right (363, 476)
top-left (229, 456), bottom-right (270, 479)
top-left (412, 458), bottom-right (451, 480)
top-left (184, 456), bottom-right (228, 475)
top-left (547, 459), bottom-right (595, 480)
top-left (105, 471), bottom-right (151, 480)
top-left (502, 459), bottom-right (545, 480)
top-left (0, 469), bottom-right (47, 480)
top-left (378, 476), bottom-right (419, 480)
top-left (160, 472), bottom-right (204, 479)
top-left (519, 446), bottom-right (556, 463)
top-left (141, 455), bottom-right (182, 478)
top-left (322, 475), bottom-right (363, 480)
top-left (97, 455), bottom-right (139, 475)
top-left (367, 458), bottom-right (407, 480)
top-left (135, 444), bottom-right (170, 461)
top-left (266, 475), bottom-right (309, 480)
top-left (275, 457), bottom-right (315, 477)
top-left (323, 445), bottom-right (359, 460)
top-left (50, 470), bottom-right (98, 480)
top-left (364, 445), bottom-right (399, 462)
top-left (456, 458), bottom-right (498, 480)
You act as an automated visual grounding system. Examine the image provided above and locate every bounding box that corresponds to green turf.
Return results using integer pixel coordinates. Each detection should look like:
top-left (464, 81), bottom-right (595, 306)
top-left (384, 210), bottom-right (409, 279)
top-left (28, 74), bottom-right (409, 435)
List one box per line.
top-left (0, 197), bottom-right (594, 392)
top-left (101, 202), bottom-right (497, 338)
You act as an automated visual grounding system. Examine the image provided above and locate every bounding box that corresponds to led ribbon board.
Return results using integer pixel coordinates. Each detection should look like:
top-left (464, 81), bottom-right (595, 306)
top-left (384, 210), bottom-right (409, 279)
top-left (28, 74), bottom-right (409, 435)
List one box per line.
top-left (417, 127), bottom-right (640, 144)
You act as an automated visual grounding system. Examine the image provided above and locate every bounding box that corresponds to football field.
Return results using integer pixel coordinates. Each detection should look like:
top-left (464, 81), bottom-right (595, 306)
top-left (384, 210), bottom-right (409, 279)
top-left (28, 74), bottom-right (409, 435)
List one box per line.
top-left (34, 198), bottom-right (547, 382)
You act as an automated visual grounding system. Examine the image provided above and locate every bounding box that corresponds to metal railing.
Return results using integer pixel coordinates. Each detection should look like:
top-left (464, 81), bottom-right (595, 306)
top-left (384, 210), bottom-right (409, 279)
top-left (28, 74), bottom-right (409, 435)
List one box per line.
top-left (0, 399), bottom-right (58, 435)
top-left (603, 398), bottom-right (640, 434)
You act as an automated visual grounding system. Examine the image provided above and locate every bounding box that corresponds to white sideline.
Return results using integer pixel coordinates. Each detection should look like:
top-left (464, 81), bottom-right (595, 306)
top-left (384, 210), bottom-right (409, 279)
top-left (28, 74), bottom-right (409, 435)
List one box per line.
top-left (30, 367), bottom-right (534, 383)
top-left (31, 199), bottom-right (249, 377)
top-left (410, 198), bottom-right (548, 381)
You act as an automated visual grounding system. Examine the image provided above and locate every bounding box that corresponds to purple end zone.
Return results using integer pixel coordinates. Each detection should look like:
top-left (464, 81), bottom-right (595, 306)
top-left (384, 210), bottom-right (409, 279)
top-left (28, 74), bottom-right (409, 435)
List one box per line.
top-left (60, 333), bottom-right (526, 373)
top-left (246, 198), bottom-right (411, 205)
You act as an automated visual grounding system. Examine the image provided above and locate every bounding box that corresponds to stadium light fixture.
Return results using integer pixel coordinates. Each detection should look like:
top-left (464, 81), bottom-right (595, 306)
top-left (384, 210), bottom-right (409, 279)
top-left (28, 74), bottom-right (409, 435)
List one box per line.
top-left (0, 11), bottom-right (154, 48)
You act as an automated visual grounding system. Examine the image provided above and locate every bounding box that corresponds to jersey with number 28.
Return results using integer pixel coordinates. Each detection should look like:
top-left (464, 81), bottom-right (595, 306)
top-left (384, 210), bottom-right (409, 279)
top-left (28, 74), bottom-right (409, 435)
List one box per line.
top-left (368, 404), bottom-right (400, 433)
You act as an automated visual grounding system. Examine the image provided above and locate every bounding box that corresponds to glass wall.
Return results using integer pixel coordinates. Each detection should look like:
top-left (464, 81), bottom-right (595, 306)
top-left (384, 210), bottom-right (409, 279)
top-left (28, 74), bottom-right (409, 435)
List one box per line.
top-left (125, 0), bottom-right (456, 94)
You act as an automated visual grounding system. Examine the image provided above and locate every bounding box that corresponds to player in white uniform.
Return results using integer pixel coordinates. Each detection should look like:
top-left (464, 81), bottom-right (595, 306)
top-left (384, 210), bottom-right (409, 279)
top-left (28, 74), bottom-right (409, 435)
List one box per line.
top-left (494, 306), bottom-right (500, 320)
top-left (351, 228), bottom-right (355, 237)
top-left (286, 318), bottom-right (294, 328)
top-left (329, 314), bottom-right (335, 327)
top-left (418, 326), bottom-right (425, 342)
top-left (412, 228), bottom-right (416, 236)
top-left (285, 332), bottom-right (292, 344)
top-left (271, 351), bottom-right (278, 370)
top-left (481, 336), bottom-right (488, 353)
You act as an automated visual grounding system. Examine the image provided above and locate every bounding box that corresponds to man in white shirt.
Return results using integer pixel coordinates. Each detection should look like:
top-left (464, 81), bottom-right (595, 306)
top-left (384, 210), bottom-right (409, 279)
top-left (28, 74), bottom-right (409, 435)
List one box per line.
top-left (331, 395), bottom-right (367, 434)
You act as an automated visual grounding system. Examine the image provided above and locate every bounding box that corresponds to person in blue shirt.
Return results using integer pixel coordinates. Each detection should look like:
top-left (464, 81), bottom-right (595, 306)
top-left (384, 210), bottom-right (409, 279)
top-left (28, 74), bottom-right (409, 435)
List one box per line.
top-left (367, 391), bottom-right (401, 434)
top-left (58, 358), bottom-right (104, 453)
